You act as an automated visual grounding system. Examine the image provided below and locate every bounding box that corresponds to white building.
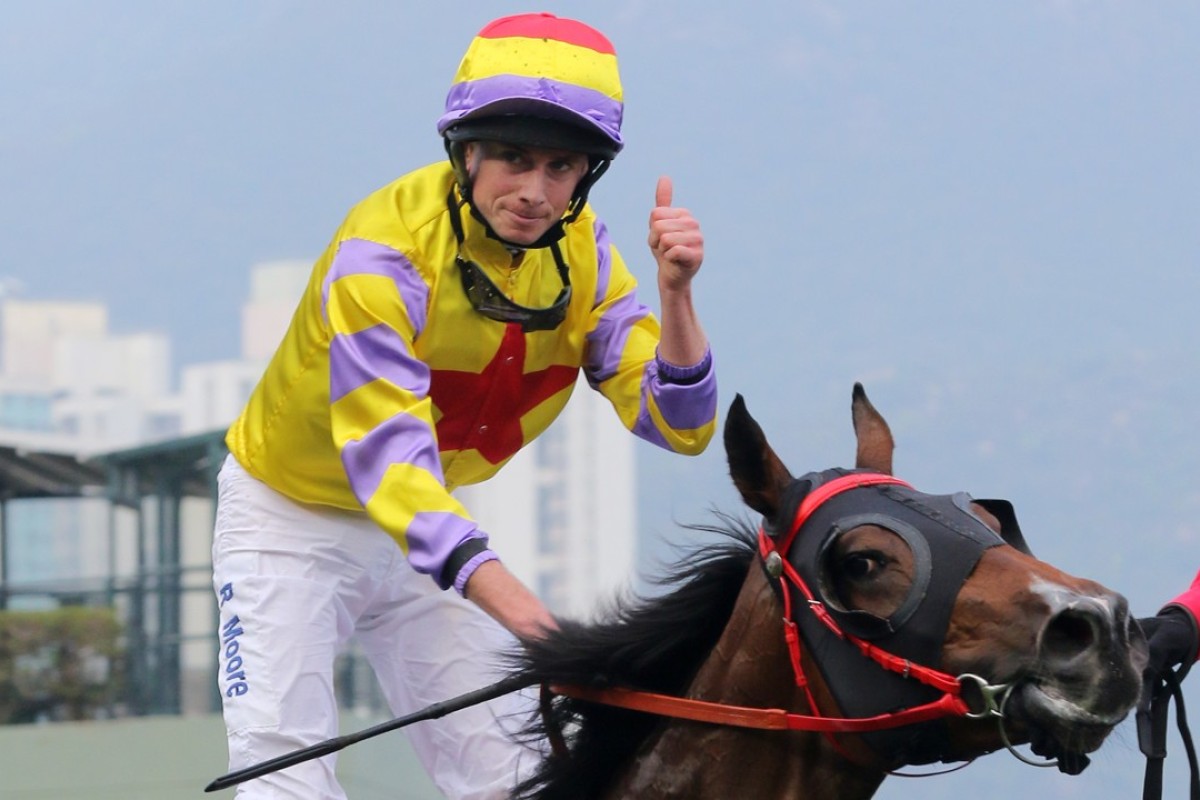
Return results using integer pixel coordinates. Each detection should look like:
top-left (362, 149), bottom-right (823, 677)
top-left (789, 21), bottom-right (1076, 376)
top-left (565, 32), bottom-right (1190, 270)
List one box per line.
top-left (0, 299), bottom-right (176, 452)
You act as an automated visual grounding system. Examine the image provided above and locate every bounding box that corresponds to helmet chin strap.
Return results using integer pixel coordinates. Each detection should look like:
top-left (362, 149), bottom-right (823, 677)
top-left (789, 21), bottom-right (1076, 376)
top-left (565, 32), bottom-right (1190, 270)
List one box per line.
top-left (443, 139), bottom-right (609, 250)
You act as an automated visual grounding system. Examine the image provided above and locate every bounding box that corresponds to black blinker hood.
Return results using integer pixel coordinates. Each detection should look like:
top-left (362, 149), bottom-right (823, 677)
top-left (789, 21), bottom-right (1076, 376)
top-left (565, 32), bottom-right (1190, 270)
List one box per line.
top-left (774, 468), bottom-right (1011, 765)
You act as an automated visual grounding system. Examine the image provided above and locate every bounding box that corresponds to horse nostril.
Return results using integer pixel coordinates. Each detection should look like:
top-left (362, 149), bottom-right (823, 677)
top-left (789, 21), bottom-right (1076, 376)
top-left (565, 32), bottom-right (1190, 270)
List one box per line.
top-left (1042, 609), bottom-right (1099, 661)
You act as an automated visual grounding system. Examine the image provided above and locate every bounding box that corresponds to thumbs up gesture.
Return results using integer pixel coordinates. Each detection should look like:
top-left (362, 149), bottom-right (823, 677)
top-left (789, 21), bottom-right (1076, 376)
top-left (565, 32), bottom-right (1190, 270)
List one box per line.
top-left (648, 176), bottom-right (704, 291)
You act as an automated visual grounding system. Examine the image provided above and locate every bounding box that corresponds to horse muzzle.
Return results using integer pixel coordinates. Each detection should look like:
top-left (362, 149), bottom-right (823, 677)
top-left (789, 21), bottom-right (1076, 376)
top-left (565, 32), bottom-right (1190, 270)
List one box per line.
top-left (1005, 584), bottom-right (1148, 757)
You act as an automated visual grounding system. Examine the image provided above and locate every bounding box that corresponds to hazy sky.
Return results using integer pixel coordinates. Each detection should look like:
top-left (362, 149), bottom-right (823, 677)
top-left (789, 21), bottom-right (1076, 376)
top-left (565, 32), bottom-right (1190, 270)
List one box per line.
top-left (3, 3), bottom-right (1198, 796)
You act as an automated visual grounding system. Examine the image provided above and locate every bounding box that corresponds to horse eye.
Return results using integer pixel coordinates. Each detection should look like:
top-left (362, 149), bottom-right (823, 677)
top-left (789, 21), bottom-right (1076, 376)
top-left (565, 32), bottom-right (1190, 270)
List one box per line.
top-left (842, 552), bottom-right (886, 580)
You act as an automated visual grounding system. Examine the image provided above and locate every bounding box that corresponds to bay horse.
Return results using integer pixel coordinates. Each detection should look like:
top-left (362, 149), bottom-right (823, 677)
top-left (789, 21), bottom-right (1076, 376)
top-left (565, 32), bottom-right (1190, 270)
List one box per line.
top-left (509, 384), bottom-right (1147, 800)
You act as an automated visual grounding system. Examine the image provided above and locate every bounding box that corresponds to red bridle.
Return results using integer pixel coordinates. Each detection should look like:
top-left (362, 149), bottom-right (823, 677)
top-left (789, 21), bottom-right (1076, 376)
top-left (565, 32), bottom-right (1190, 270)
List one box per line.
top-left (548, 473), bottom-right (1002, 746)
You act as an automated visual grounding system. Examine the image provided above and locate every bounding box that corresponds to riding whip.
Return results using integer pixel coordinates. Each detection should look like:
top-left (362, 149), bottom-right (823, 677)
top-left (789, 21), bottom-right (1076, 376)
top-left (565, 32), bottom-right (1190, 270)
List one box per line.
top-left (204, 673), bottom-right (536, 792)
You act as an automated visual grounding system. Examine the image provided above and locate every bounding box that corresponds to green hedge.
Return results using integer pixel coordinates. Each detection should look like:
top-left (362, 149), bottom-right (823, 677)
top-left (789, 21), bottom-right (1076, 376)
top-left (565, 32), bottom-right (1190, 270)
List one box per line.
top-left (0, 607), bottom-right (123, 723)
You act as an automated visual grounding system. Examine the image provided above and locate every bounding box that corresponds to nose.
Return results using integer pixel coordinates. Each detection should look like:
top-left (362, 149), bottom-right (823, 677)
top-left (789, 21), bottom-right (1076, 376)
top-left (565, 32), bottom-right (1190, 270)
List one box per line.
top-left (1041, 592), bottom-right (1122, 664)
top-left (515, 169), bottom-right (549, 206)
top-left (1038, 590), bottom-right (1144, 705)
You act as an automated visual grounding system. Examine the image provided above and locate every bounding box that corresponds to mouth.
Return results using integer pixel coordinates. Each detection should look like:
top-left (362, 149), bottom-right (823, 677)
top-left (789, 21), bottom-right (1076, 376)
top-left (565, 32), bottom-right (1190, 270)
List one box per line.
top-left (501, 207), bottom-right (546, 228)
top-left (1002, 681), bottom-right (1128, 770)
top-left (491, 208), bottom-right (551, 245)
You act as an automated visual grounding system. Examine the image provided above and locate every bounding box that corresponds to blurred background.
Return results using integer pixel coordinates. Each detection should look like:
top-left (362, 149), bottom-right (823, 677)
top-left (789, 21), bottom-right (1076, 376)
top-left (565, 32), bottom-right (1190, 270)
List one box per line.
top-left (1, 1), bottom-right (1197, 797)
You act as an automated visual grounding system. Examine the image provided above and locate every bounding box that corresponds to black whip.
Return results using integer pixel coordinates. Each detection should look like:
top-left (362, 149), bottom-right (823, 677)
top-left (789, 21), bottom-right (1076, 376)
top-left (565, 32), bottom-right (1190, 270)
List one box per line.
top-left (205, 673), bottom-right (536, 792)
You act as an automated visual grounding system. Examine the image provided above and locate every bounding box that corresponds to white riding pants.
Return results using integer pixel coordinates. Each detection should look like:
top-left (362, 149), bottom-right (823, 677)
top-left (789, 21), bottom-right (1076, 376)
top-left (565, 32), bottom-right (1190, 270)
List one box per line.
top-left (212, 455), bottom-right (536, 799)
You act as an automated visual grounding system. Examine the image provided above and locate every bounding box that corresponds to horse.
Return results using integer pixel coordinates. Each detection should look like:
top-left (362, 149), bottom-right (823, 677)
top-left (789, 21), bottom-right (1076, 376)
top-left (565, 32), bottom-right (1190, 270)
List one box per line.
top-left (508, 384), bottom-right (1148, 800)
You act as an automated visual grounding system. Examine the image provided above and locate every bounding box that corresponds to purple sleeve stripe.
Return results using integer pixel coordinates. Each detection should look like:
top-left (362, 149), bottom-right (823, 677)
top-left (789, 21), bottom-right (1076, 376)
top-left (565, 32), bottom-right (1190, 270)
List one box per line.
top-left (631, 401), bottom-right (672, 449)
top-left (330, 324), bottom-right (429, 404)
top-left (592, 219), bottom-right (613, 307)
top-left (437, 75), bottom-right (623, 144)
top-left (585, 293), bottom-right (650, 381)
top-left (321, 238), bottom-right (429, 333)
top-left (403, 511), bottom-right (486, 589)
top-left (647, 360), bottom-right (719, 430)
top-left (341, 413), bottom-right (444, 504)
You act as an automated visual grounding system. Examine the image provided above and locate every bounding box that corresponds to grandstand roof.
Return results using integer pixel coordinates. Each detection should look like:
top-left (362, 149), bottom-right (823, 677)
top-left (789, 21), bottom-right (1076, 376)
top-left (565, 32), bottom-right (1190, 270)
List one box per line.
top-left (0, 445), bottom-right (107, 501)
top-left (0, 430), bottom-right (227, 503)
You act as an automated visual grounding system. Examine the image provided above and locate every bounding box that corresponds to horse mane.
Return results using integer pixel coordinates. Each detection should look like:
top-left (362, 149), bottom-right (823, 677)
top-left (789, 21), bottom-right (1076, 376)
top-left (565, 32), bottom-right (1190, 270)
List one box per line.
top-left (507, 517), bottom-right (759, 800)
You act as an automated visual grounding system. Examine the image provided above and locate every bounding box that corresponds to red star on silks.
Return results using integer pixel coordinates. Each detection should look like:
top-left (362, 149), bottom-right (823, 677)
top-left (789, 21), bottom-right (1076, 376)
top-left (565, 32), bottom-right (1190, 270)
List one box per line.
top-left (428, 323), bottom-right (579, 465)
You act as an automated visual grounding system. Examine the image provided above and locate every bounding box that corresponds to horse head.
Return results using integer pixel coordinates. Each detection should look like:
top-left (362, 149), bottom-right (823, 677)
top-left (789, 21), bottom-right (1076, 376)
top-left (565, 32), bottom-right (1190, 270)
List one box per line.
top-left (725, 383), bottom-right (1148, 774)
top-left (513, 384), bottom-right (1148, 800)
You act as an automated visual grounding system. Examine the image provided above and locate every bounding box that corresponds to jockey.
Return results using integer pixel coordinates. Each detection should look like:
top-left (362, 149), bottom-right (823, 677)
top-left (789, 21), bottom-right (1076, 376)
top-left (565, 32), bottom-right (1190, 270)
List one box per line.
top-left (211, 12), bottom-right (717, 800)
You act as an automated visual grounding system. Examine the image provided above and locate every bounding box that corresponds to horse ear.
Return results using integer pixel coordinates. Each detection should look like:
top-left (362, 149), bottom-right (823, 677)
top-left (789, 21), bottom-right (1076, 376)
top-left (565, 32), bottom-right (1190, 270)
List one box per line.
top-left (725, 394), bottom-right (793, 518)
top-left (852, 383), bottom-right (894, 475)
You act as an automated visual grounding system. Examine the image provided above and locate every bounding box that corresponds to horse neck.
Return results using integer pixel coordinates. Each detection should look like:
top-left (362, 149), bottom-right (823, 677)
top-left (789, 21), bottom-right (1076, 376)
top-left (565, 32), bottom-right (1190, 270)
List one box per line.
top-left (604, 564), bottom-right (887, 800)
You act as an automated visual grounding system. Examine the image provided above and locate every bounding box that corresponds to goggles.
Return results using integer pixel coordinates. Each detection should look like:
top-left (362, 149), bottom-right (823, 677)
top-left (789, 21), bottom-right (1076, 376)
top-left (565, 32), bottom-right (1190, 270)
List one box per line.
top-left (456, 250), bottom-right (571, 332)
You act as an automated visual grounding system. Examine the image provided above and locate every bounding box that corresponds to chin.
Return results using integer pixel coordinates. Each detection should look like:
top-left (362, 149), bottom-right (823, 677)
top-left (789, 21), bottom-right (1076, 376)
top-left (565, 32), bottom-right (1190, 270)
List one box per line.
top-left (484, 210), bottom-right (555, 247)
top-left (498, 227), bottom-right (548, 247)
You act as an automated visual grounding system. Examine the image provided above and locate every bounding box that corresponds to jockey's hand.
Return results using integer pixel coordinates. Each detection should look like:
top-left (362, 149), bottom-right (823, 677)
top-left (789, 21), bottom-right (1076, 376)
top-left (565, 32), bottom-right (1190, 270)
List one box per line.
top-left (1135, 605), bottom-right (1198, 760)
top-left (1140, 606), bottom-right (1199, 685)
top-left (648, 176), bottom-right (703, 293)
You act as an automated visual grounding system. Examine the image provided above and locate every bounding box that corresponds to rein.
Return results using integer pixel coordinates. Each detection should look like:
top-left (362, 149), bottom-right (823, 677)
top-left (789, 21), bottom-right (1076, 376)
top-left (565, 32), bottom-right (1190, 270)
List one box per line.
top-left (545, 473), bottom-right (1013, 756)
top-left (1139, 668), bottom-right (1200, 800)
top-left (549, 675), bottom-right (1001, 734)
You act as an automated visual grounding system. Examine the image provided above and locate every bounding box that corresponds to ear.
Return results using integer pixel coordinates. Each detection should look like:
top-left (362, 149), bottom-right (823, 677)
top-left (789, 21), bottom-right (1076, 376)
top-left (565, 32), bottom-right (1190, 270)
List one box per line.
top-left (972, 498), bottom-right (1034, 555)
top-left (725, 394), bottom-right (793, 518)
top-left (852, 383), bottom-right (894, 475)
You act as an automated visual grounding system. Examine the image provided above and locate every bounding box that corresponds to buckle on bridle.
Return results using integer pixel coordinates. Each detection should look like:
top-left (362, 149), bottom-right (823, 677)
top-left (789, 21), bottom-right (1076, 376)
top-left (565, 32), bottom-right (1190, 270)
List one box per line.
top-left (958, 673), bottom-right (1012, 719)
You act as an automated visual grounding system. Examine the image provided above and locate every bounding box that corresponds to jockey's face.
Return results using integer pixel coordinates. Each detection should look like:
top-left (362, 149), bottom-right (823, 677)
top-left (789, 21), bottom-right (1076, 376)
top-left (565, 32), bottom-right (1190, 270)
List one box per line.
top-left (465, 141), bottom-right (588, 246)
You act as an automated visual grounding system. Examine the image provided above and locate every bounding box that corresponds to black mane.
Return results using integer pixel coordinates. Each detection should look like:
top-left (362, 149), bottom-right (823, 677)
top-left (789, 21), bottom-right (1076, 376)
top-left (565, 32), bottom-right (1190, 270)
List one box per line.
top-left (507, 522), bottom-right (758, 800)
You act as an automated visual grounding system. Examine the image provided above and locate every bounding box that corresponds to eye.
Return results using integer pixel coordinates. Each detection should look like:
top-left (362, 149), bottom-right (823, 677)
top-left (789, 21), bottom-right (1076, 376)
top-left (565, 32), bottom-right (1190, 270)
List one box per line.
top-left (548, 157), bottom-right (585, 177)
top-left (820, 524), bottom-right (917, 620)
top-left (840, 551), bottom-right (889, 581)
top-left (481, 144), bottom-right (529, 169)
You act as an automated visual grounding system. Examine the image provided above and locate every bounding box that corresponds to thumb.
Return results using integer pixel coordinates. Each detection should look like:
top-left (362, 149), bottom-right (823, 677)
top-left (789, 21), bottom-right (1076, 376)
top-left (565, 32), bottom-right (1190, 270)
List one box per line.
top-left (655, 175), bottom-right (673, 208)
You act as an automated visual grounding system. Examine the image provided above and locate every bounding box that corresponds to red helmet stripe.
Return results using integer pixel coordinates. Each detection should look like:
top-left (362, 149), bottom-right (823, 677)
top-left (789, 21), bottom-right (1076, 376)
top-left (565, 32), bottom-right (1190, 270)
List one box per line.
top-left (476, 12), bottom-right (616, 55)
